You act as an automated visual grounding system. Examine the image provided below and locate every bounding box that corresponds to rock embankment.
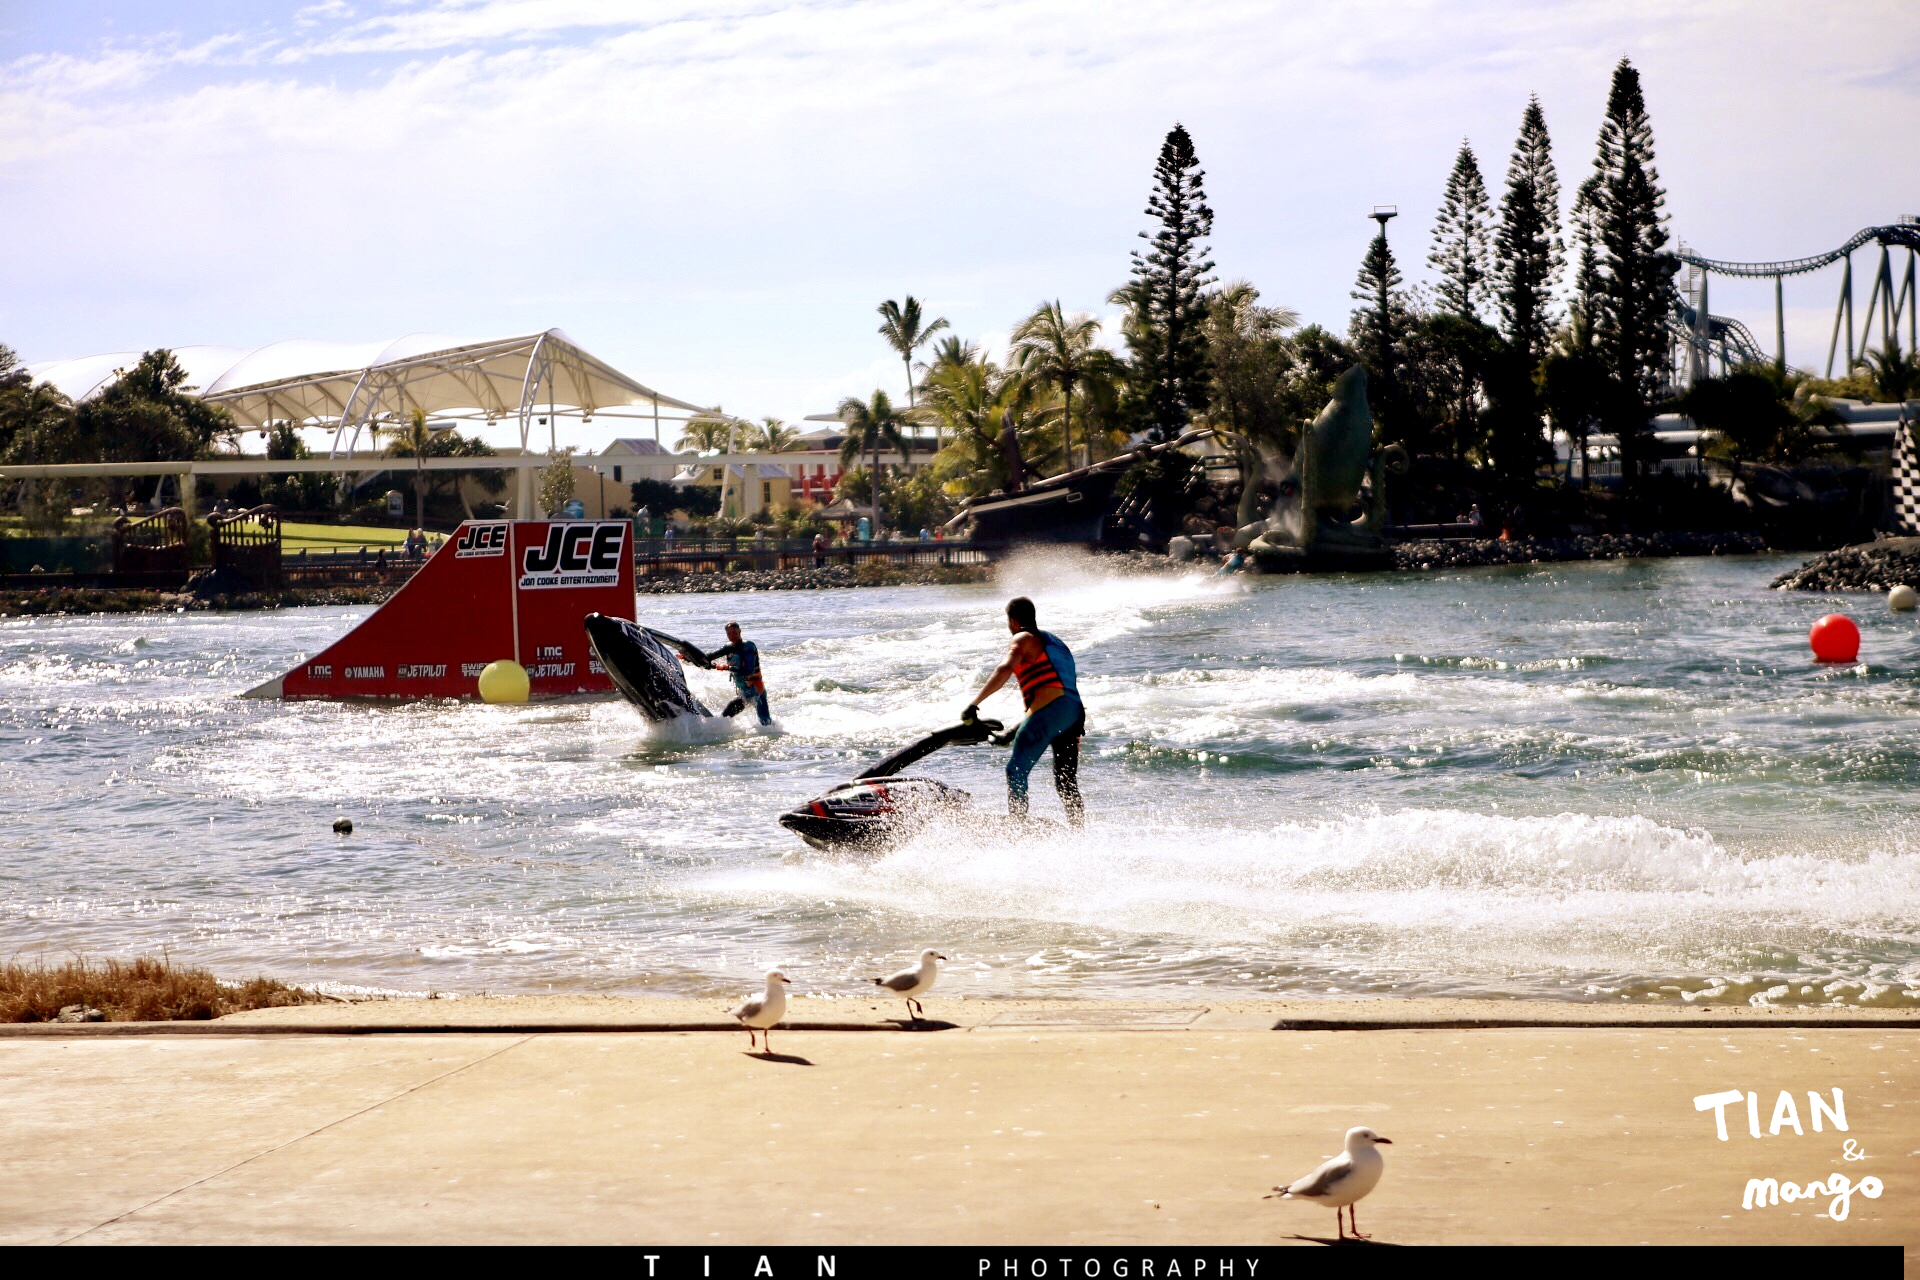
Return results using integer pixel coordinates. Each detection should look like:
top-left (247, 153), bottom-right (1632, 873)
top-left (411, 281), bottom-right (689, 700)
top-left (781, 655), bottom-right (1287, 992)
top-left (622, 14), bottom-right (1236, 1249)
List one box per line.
top-left (0, 583), bottom-right (396, 616)
top-left (1394, 530), bottom-right (1765, 571)
top-left (1770, 537), bottom-right (1920, 593)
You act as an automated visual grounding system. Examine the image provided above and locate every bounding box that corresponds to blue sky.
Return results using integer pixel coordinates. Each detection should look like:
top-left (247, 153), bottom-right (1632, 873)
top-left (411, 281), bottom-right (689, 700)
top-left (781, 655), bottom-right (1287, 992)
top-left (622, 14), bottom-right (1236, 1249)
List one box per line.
top-left (2, 1), bottom-right (1915, 444)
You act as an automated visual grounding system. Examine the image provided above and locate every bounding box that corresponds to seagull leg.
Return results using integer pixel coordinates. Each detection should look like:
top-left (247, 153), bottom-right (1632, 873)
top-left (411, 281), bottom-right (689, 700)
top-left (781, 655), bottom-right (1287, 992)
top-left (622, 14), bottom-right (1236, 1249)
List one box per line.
top-left (1337, 1204), bottom-right (1350, 1240)
top-left (1349, 1203), bottom-right (1370, 1240)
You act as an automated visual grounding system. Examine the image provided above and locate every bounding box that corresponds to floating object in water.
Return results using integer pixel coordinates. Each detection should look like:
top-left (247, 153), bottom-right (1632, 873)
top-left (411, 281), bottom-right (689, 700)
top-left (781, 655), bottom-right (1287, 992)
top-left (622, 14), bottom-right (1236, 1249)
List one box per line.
top-left (332, 817), bottom-right (353, 835)
top-left (1890, 585), bottom-right (1917, 612)
top-left (1810, 613), bottom-right (1860, 663)
top-left (242, 519), bottom-right (633, 701)
top-left (778, 713), bottom-right (1004, 850)
top-left (477, 659), bottom-right (529, 704)
top-left (1268, 1125), bottom-right (1393, 1240)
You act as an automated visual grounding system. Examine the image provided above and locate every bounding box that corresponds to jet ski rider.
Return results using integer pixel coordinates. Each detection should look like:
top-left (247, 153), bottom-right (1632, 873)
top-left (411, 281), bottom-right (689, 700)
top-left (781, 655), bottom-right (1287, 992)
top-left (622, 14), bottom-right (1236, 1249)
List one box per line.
top-left (965, 596), bottom-right (1085, 827)
top-left (706, 621), bottom-right (772, 725)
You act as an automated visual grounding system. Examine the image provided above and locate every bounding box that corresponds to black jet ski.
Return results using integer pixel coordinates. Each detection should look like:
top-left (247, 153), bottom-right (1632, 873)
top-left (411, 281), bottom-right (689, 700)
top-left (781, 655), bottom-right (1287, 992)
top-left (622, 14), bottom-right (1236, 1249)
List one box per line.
top-left (583, 614), bottom-right (746, 723)
top-left (777, 711), bottom-right (1005, 851)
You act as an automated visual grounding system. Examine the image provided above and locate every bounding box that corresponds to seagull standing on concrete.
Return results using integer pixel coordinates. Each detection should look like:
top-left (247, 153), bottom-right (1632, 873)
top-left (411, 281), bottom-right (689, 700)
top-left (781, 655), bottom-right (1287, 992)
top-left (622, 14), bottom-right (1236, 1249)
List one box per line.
top-left (1268, 1126), bottom-right (1392, 1240)
top-left (730, 969), bottom-right (791, 1054)
top-left (871, 948), bottom-right (944, 1022)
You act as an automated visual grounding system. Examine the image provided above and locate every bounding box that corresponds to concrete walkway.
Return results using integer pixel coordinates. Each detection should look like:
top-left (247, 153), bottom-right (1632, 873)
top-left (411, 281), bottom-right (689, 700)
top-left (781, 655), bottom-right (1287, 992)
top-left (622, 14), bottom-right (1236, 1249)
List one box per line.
top-left (2, 999), bottom-right (1914, 1247)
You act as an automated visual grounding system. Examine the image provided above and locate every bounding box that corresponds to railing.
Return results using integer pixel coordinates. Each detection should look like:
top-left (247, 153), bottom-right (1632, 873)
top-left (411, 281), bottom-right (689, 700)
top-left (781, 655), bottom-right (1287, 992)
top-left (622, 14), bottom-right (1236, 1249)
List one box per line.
top-left (633, 537), bottom-right (997, 575)
top-left (208, 505), bottom-right (284, 589)
top-left (281, 546), bottom-right (425, 586)
top-left (111, 507), bottom-right (191, 577)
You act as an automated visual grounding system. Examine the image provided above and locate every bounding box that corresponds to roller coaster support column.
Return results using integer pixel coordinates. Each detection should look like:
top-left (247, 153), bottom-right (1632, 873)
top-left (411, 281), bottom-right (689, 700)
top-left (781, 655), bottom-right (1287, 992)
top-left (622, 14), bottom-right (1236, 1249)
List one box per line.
top-left (1828, 255), bottom-right (1855, 379)
top-left (1690, 269), bottom-right (1711, 382)
top-left (1775, 275), bottom-right (1785, 372)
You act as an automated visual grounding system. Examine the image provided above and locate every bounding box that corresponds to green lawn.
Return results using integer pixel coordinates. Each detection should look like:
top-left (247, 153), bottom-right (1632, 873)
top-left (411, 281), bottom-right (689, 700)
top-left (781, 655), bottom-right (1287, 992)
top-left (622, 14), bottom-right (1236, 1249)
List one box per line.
top-left (279, 522), bottom-right (416, 554)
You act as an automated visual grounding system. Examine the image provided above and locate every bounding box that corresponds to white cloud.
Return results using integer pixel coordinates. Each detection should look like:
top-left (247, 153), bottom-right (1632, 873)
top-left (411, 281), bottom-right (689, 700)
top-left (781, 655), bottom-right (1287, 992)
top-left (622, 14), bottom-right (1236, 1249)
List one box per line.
top-left (2, 1), bottom-right (1916, 422)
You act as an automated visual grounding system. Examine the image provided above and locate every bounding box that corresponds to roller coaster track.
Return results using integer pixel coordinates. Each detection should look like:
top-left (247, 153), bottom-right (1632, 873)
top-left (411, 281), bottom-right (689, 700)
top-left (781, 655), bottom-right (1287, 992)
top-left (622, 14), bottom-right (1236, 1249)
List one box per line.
top-left (1676, 223), bottom-right (1920, 279)
top-left (1673, 220), bottom-right (1919, 378)
top-left (1671, 302), bottom-right (1767, 368)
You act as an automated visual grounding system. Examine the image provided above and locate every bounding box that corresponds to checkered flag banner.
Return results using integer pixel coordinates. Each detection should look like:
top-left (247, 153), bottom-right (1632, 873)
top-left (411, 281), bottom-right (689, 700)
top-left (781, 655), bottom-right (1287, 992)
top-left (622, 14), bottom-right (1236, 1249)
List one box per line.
top-left (1896, 409), bottom-right (1920, 536)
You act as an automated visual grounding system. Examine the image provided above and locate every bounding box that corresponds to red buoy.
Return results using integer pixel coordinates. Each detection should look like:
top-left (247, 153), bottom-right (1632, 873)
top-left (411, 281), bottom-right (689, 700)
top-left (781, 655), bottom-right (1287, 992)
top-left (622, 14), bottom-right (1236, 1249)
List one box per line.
top-left (1809, 613), bottom-right (1860, 663)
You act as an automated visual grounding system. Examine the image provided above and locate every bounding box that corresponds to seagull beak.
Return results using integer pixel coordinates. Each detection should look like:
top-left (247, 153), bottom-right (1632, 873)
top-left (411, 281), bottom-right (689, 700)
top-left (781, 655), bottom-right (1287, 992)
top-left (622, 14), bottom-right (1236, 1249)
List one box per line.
top-left (1374, 1137), bottom-right (1393, 1144)
top-left (936, 954), bottom-right (947, 961)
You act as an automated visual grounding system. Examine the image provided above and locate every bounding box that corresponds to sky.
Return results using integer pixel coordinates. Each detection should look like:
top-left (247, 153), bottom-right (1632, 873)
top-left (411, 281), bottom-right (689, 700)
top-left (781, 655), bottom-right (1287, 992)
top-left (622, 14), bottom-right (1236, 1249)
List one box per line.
top-left (1, 0), bottom-right (1916, 450)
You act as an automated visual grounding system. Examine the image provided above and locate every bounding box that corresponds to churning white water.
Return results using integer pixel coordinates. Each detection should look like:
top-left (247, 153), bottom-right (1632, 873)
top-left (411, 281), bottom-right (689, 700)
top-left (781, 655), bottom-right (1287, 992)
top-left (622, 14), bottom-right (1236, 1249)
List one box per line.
top-left (4, 550), bottom-right (1920, 1006)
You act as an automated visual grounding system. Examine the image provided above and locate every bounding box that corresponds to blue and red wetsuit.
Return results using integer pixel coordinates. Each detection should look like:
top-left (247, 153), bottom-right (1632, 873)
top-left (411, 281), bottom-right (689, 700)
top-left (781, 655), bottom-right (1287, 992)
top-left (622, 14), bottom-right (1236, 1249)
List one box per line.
top-left (707, 638), bottom-right (771, 725)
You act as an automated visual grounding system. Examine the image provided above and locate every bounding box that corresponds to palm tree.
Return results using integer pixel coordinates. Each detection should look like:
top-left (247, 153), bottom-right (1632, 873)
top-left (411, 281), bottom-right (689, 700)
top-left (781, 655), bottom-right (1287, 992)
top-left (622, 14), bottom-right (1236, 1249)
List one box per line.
top-left (386, 407), bottom-right (437, 527)
top-left (747, 417), bottom-right (804, 452)
top-left (1010, 301), bottom-right (1118, 473)
top-left (836, 390), bottom-right (913, 534)
top-left (920, 357), bottom-right (1063, 497)
top-left (878, 296), bottom-right (950, 452)
top-left (1863, 341), bottom-right (1920, 405)
top-left (917, 335), bottom-right (979, 380)
top-left (675, 413), bottom-right (735, 453)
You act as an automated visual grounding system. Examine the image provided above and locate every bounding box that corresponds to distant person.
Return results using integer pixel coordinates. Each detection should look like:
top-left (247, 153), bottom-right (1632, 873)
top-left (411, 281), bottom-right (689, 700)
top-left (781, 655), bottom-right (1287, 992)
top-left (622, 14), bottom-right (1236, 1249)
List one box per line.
top-left (1464, 503), bottom-right (1485, 531)
top-left (1213, 524), bottom-right (1244, 574)
top-left (919, 526), bottom-right (931, 542)
top-left (812, 532), bottom-right (828, 568)
top-left (966, 596), bottom-right (1085, 827)
top-left (664, 524), bottom-right (677, 549)
top-left (704, 621), bottom-right (771, 726)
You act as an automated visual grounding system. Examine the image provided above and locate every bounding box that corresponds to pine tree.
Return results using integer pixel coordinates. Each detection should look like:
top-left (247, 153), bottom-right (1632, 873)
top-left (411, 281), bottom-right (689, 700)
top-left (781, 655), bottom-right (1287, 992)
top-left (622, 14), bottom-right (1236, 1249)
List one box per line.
top-left (1127, 124), bottom-right (1216, 439)
top-left (1567, 174), bottom-right (1604, 346)
top-left (1590, 58), bottom-right (1679, 457)
top-left (1350, 227), bottom-right (1415, 445)
top-left (1494, 97), bottom-right (1563, 370)
top-left (1351, 229), bottom-right (1404, 370)
top-left (1428, 141), bottom-right (1493, 320)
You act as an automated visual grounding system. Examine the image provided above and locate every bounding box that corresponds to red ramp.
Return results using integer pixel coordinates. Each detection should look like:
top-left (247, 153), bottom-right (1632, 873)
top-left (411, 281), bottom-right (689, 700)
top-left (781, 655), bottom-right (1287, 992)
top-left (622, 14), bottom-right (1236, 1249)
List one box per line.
top-left (244, 520), bottom-right (635, 700)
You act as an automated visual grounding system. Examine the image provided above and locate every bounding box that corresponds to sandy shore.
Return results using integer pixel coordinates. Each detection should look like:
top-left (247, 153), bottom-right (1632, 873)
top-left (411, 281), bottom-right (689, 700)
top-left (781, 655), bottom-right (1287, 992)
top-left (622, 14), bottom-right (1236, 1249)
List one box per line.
top-left (2, 996), bottom-right (1913, 1248)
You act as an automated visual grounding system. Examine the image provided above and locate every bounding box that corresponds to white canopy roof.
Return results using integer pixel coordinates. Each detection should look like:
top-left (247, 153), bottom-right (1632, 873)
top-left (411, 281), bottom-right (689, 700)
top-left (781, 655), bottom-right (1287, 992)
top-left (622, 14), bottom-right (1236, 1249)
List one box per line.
top-left (29, 329), bottom-right (708, 458)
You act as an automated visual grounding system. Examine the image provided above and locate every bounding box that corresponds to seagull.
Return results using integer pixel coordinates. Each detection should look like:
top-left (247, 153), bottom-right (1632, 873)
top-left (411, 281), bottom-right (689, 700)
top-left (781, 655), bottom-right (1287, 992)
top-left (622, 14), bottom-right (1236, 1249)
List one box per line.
top-left (730, 968), bottom-right (791, 1054)
top-left (871, 948), bottom-right (945, 1021)
top-left (1267, 1125), bottom-right (1392, 1240)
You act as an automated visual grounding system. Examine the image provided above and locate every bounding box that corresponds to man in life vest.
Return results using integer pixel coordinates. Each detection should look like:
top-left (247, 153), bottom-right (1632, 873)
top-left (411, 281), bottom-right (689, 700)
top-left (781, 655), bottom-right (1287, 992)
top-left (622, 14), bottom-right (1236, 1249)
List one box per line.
top-left (706, 621), bottom-right (772, 725)
top-left (965, 596), bottom-right (1085, 826)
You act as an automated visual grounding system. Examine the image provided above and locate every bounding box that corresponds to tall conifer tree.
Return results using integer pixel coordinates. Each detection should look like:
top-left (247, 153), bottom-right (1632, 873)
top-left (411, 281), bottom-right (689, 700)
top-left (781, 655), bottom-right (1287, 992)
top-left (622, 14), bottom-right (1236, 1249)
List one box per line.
top-left (1428, 142), bottom-right (1493, 321)
top-left (1566, 175), bottom-right (1604, 345)
top-left (1494, 97), bottom-right (1563, 370)
top-left (1589, 58), bottom-right (1679, 466)
top-left (1350, 227), bottom-right (1411, 442)
top-left (1127, 124), bottom-right (1216, 439)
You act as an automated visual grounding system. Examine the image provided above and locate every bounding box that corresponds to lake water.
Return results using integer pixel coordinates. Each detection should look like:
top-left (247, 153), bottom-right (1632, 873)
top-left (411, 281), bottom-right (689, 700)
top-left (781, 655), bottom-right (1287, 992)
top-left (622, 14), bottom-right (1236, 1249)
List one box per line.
top-left (5, 550), bottom-right (1919, 1009)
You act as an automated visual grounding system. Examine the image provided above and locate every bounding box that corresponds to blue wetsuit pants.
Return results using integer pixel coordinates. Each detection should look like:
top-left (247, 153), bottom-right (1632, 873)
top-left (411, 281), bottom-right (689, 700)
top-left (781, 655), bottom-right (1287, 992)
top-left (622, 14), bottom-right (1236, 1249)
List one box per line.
top-left (1006, 693), bottom-right (1085, 826)
top-left (734, 679), bottom-right (771, 725)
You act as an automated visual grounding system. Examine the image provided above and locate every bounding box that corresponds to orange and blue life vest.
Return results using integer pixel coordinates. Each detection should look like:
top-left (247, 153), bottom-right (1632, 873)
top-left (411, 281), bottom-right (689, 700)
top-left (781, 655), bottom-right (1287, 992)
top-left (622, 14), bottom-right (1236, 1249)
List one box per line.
top-left (1011, 629), bottom-right (1077, 709)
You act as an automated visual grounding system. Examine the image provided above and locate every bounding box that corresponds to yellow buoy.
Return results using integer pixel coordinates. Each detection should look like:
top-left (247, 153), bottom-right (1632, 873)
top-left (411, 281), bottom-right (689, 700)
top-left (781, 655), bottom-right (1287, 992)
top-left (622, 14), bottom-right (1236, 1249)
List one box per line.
top-left (1889, 584), bottom-right (1917, 612)
top-left (477, 659), bottom-right (530, 704)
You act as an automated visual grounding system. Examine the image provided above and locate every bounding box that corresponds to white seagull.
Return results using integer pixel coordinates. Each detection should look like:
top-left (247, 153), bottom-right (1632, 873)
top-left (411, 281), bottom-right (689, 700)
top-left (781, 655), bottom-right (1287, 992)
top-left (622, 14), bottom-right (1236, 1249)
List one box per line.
top-left (871, 948), bottom-right (945, 1022)
top-left (1268, 1125), bottom-right (1393, 1240)
top-left (730, 968), bottom-right (791, 1054)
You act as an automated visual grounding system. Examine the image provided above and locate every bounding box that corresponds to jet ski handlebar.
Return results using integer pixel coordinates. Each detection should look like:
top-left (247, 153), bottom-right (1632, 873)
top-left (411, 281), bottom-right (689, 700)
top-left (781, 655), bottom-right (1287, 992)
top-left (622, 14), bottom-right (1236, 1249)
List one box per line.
top-left (855, 714), bottom-right (1005, 780)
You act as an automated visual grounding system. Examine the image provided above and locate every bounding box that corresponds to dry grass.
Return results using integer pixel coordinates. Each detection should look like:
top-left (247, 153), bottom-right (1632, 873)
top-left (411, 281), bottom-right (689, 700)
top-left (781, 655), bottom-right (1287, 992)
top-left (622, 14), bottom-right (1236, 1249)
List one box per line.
top-left (0, 956), bottom-right (328, 1023)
